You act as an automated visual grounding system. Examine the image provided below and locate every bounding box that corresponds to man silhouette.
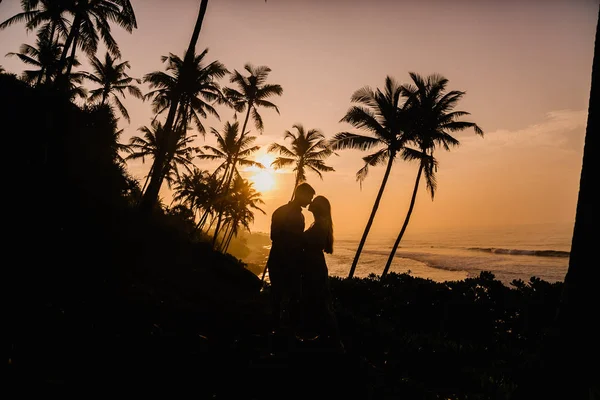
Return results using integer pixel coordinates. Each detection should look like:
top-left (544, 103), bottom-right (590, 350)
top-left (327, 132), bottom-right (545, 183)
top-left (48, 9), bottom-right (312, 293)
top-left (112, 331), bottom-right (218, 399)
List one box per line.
top-left (266, 182), bottom-right (315, 334)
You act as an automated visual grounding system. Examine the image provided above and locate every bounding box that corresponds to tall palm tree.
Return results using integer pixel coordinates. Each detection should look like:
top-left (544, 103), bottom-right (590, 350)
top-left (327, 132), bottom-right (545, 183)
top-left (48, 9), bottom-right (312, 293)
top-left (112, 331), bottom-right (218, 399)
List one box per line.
top-left (126, 121), bottom-right (200, 196)
top-left (139, 0), bottom-right (209, 214)
top-left (381, 73), bottom-right (483, 279)
top-left (221, 63), bottom-right (283, 188)
top-left (143, 49), bottom-right (228, 135)
top-left (330, 76), bottom-right (412, 279)
top-left (82, 52), bottom-right (143, 123)
top-left (268, 123), bottom-right (335, 200)
top-left (55, 0), bottom-right (137, 83)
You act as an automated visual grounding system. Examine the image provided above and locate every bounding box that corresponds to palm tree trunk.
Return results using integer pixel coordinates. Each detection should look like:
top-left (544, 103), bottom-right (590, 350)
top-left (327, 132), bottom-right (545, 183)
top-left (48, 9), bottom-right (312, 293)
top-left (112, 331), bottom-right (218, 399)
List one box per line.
top-left (44, 23), bottom-right (57, 83)
top-left (290, 163), bottom-right (303, 200)
top-left (219, 222), bottom-right (231, 251)
top-left (545, 8), bottom-right (599, 398)
top-left (140, 0), bottom-right (209, 215)
top-left (224, 227), bottom-right (236, 252)
top-left (222, 106), bottom-right (252, 192)
top-left (205, 215), bottom-right (217, 234)
top-left (140, 163), bottom-right (154, 199)
top-left (63, 33), bottom-right (78, 78)
top-left (194, 208), bottom-right (210, 232)
top-left (37, 68), bottom-right (45, 86)
top-left (56, 13), bottom-right (81, 83)
top-left (348, 152), bottom-right (395, 279)
top-left (381, 163), bottom-right (423, 279)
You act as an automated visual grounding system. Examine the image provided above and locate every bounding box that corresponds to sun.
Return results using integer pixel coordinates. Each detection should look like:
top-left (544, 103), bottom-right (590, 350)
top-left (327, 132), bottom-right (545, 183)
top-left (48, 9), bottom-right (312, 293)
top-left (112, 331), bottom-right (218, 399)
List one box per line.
top-left (248, 154), bottom-right (277, 192)
top-left (251, 170), bottom-right (276, 192)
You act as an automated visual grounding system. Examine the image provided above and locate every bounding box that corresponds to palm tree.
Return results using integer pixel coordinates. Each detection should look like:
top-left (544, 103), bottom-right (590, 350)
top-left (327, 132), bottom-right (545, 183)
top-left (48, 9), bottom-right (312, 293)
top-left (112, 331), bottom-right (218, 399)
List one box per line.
top-left (171, 167), bottom-right (219, 233)
top-left (5, 32), bottom-right (73, 85)
top-left (143, 49), bottom-right (228, 135)
top-left (0, 0), bottom-right (72, 49)
top-left (268, 123), bottom-right (335, 200)
top-left (198, 121), bottom-right (264, 245)
top-left (221, 63), bottom-right (283, 188)
top-left (381, 73), bottom-right (483, 279)
top-left (82, 52), bottom-right (143, 123)
top-left (126, 121), bottom-right (200, 196)
top-left (198, 121), bottom-right (264, 184)
top-left (330, 76), bottom-right (412, 279)
top-left (55, 0), bottom-right (137, 83)
top-left (139, 0), bottom-right (209, 214)
top-left (217, 176), bottom-right (265, 252)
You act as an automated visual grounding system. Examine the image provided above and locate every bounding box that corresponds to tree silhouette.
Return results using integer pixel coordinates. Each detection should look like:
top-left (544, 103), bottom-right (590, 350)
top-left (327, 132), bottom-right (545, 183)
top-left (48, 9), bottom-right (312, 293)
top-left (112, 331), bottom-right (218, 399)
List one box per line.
top-left (221, 63), bottom-right (282, 188)
top-left (126, 121), bottom-right (200, 196)
top-left (268, 123), bottom-right (335, 200)
top-left (0, 0), bottom-right (71, 50)
top-left (139, 0), bottom-right (209, 214)
top-left (198, 121), bottom-right (264, 244)
top-left (330, 76), bottom-right (411, 279)
top-left (6, 32), bottom-right (68, 85)
top-left (381, 73), bottom-right (483, 279)
top-left (54, 0), bottom-right (137, 83)
top-left (197, 120), bottom-right (264, 183)
top-left (83, 52), bottom-right (143, 123)
top-left (143, 49), bottom-right (228, 135)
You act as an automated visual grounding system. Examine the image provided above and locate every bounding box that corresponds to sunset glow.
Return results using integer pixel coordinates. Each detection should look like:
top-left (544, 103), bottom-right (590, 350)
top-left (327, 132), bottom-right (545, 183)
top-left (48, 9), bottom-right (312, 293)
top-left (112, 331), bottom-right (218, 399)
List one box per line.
top-left (248, 154), bottom-right (277, 192)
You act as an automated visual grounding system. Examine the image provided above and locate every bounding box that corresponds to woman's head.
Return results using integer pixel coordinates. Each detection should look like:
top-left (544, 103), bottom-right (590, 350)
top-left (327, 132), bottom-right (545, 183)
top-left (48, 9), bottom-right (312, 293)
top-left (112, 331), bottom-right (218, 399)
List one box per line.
top-left (309, 196), bottom-right (334, 254)
top-left (308, 195), bottom-right (331, 218)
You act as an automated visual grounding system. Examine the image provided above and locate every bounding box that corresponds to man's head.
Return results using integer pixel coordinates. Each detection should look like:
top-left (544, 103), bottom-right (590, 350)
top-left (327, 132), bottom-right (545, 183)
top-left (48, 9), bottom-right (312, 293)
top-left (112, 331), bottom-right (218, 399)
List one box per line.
top-left (292, 182), bottom-right (315, 208)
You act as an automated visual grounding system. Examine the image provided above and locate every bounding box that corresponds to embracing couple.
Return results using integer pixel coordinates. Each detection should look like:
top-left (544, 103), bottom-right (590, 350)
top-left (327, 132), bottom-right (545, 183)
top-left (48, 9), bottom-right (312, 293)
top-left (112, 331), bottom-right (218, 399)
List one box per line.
top-left (265, 182), bottom-right (344, 351)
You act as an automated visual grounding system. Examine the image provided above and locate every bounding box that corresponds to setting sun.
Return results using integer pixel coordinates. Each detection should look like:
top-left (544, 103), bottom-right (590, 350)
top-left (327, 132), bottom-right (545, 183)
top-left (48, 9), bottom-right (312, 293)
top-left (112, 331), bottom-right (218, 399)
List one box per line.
top-left (248, 154), bottom-right (277, 192)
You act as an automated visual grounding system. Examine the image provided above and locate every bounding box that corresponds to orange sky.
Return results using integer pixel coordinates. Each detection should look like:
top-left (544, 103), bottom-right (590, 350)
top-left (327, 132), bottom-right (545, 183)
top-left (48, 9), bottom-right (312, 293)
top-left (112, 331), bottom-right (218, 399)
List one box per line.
top-left (1, 0), bottom-right (596, 238)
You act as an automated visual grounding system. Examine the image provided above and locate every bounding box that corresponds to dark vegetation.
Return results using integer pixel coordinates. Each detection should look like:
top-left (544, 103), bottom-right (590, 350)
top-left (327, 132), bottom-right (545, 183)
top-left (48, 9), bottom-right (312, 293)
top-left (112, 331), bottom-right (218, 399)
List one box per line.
top-left (5, 73), bottom-right (573, 398)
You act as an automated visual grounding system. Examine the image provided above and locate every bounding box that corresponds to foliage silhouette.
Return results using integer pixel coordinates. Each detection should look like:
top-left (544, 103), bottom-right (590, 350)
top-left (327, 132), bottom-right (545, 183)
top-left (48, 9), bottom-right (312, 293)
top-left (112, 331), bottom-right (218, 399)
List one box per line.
top-left (268, 123), bottom-right (335, 200)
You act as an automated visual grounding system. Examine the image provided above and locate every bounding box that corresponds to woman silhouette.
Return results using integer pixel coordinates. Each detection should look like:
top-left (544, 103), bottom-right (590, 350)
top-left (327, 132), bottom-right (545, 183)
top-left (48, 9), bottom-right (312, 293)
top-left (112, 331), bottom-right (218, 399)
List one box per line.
top-left (299, 195), bottom-right (344, 351)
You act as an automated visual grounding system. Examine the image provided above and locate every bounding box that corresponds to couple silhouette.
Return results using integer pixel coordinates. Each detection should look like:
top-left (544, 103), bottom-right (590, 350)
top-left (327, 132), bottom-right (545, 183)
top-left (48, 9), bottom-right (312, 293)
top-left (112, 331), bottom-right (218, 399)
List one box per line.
top-left (265, 182), bottom-right (344, 351)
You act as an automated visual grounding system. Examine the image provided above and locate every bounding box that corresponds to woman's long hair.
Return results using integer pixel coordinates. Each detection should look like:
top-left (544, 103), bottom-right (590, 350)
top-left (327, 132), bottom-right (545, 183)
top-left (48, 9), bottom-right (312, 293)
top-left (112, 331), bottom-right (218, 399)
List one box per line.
top-left (310, 195), bottom-right (334, 254)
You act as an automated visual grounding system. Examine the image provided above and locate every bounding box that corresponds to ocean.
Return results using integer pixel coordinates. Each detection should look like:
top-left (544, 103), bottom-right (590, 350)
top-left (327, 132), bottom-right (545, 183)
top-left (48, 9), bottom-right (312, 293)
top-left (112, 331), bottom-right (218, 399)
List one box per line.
top-left (255, 222), bottom-right (573, 286)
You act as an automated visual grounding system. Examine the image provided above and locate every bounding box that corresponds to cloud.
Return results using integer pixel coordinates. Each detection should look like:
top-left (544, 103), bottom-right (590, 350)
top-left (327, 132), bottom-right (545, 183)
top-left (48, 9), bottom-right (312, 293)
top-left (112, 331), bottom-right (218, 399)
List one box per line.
top-left (458, 109), bottom-right (587, 152)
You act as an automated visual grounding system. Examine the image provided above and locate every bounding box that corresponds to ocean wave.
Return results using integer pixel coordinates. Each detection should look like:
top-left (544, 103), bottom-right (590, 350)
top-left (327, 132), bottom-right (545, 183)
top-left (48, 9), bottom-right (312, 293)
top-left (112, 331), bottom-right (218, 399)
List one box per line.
top-left (467, 247), bottom-right (570, 258)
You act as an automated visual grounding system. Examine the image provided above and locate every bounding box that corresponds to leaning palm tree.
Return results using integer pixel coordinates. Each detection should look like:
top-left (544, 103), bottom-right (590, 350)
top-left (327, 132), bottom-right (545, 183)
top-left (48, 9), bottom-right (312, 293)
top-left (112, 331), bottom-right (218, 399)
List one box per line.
top-left (140, 48), bottom-right (227, 213)
top-left (268, 123), bottom-right (335, 200)
top-left (381, 73), bottom-right (483, 278)
top-left (139, 0), bottom-right (210, 215)
top-left (82, 52), bottom-right (143, 123)
top-left (221, 63), bottom-right (283, 189)
top-left (126, 121), bottom-right (200, 196)
top-left (54, 0), bottom-right (137, 83)
top-left (330, 76), bottom-right (412, 279)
